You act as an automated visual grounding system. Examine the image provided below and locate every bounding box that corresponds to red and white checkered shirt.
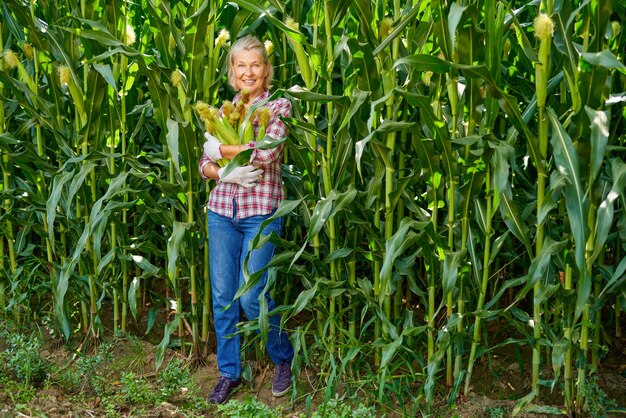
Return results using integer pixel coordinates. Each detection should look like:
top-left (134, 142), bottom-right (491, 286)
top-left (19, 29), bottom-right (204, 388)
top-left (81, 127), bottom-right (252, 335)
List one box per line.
top-left (199, 90), bottom-right (291, 219)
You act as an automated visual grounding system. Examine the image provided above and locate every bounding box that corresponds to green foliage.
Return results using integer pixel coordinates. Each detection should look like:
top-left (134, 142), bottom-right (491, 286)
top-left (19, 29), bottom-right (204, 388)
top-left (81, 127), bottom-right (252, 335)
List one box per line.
top-left (54, 367), bottom-right (83, 394)
top-left (487, 406), bottom-right (506, 418)
top-left (156, 357), bottom-right (193, 400)
top-left (120, 372), bottom-right (158, 405)
top-left (72, 343), bottom-right (114, 396)
top-left (0, 374), bottom-right (38, 405)
top-left (0, 325), bottom-right (50, 405)
top-left (580, 374), bottom-right (617, 418)
top-left (0, 328), bottom-right (48, 387)
top-left (124, 335), bottom-right (150, 374)
top-left (101, 398), bottom-right (124, 418)
top-left (117, 357), bottom-right (198, 407)
top-left (217, 396), bottom-right (284, 418)
top-left (311, 396), bottom-right (378, 418)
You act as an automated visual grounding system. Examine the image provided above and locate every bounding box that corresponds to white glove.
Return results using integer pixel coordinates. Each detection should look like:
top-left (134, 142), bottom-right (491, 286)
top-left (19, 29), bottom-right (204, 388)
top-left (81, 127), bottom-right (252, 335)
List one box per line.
top-left (203, 132), bottom-right (222, 161)
top-left (218, 165), bottom-right (263, 188)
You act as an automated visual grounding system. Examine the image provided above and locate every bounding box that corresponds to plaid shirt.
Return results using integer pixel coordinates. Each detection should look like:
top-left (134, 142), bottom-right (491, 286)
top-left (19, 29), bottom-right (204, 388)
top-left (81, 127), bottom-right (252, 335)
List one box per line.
top-left (199, 90), bottom-right (291, 219)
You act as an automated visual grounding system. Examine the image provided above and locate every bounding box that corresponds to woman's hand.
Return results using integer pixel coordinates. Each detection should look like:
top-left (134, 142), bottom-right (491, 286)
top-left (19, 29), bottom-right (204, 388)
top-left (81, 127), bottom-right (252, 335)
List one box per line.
top-left (203, 133), bottom-right (223, 161)
top-left (218, 165), bottom-right (263, 188)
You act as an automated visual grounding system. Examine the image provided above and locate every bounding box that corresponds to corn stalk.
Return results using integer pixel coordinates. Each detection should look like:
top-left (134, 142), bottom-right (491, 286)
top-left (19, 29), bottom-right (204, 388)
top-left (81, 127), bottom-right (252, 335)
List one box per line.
top-left (0, 25), bottom-right (15, 315)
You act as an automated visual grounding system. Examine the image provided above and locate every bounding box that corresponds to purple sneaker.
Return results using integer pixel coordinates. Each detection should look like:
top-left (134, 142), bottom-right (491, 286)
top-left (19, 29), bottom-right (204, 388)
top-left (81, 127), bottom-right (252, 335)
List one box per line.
top-left (207, 376), bottom-right (241, 404)
top-left (272, 361), bottom-right (292, 397)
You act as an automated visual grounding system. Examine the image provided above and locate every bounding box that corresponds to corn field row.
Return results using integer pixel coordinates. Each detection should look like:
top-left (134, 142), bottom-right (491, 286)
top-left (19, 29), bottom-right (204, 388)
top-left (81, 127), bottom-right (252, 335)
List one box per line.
top-left (1, 0), bottom-right (625, 415)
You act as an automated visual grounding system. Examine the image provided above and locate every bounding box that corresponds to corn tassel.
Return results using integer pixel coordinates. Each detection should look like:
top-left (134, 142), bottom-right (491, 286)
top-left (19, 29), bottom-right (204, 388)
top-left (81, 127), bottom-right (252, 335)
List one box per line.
top-left (256, 107), bottom-right (271, 141)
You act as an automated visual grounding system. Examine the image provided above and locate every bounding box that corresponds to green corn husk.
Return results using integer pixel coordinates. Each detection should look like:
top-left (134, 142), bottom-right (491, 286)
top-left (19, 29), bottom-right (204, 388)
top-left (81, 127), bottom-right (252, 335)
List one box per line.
top-left (239, 118), bottom-right (255, 144)
top-left (284, 17), bottom-right (314, 89)
top-left (534, 14), bottom-right (554, 108)
top-left (195, 101), bottom-right (240, 145)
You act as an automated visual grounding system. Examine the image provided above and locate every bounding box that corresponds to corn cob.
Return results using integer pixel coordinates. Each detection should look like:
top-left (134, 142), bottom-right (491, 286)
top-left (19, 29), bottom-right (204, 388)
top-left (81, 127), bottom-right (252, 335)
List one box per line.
top-left (4, 49), bottom-right (37, 93)
top-left (256, 107), bottom-right (271, 141)
top-left (284, 17), bottom-right (314, 90)
top-left (534, 14), bottom-right (554, 109)
top-left (195, 101), bottom-right (239, 145)
top-left (239, 108), bottom-right (254, 144)
top-left (230, 100), bottom-right (246, 132)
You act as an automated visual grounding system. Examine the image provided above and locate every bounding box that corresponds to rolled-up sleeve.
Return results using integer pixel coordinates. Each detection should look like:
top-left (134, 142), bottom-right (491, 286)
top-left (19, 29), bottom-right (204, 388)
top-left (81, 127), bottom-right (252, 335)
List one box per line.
top-left (250, 98), bottom-right (291, 166)
top-left (198, 153), bottom-right (212, 180)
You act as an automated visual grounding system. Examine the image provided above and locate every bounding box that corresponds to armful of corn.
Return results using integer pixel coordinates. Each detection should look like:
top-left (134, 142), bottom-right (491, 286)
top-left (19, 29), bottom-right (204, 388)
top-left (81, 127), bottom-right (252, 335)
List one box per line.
top-left (194, 99), bottom-right (271, 167)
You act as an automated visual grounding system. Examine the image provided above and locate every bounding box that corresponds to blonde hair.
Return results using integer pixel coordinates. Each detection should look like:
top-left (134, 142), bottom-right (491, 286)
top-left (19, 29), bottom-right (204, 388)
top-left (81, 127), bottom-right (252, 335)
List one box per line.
top-left (226, 35), bottom-right (274, 91)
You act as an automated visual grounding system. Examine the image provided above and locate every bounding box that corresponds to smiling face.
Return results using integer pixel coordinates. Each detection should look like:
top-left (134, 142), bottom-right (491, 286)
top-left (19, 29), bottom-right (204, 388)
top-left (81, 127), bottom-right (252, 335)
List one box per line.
top-left (231, 49), bottom-right (269, 102)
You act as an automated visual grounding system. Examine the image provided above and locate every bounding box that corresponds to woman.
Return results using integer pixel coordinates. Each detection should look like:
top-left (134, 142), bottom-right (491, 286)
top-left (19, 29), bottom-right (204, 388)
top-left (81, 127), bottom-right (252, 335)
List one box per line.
top-left (198, 35), bottom-right (294, 405)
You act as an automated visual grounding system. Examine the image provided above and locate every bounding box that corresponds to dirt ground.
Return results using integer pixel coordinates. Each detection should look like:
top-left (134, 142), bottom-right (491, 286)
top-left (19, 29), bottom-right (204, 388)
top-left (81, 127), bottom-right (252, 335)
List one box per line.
top-left (1, 320), bottom-right (624, 417)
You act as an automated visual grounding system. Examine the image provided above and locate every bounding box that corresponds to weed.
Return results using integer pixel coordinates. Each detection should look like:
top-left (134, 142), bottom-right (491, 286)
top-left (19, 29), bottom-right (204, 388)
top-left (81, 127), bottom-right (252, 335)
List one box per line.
top-left (0, 328), bottom-right (48, 387)
top-left (113, 334), bottom-right (150, 374)
top-left (157, 357), bottom-right (193, 400)
top-left (0, 377), bottom-right (38, 405)
top-left (54, 367), bottom-right (83, 394)
top-left (487, 406), bottom-right (506, 418)
top-left (74, 350), bottom-right (109, 396)
top-left (580, 374), bottom-right (617, 418)
top-left (120, 372), bottom-right (158, 405)
top-left (310, 396), bottom-right (377, 418)
top-left (216, 396), bottom-right (284, 418)
top-left (101, 397), bottom-right (123, 418)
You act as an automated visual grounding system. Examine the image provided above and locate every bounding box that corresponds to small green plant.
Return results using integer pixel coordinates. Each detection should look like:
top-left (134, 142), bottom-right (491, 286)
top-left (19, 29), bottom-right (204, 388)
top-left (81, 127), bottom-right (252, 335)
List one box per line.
top-left (54, 367), bottom-right (83, 393)
top-left (1, 329), bottom-right (49, 386)
top-left (487, 406), bottom-right (506, 418)
top-left (74, 350), bottom-right (109, 396)
top-left (216, 396), bottom-right (283, 418)
top-left (101, 397), bottom-right (123, 418)
top-left (311, 396), bottom-right (377, 418)
top-left (120, 371), bottom-right (158, 405)
top-left (580, 374), bottom-right (617, 418)
top-left (157, 357), bottom-right (193, 400)
top-left (118, 334), bottom-right (150, 374)
top-left (0, 376), bottom-right (38, 405)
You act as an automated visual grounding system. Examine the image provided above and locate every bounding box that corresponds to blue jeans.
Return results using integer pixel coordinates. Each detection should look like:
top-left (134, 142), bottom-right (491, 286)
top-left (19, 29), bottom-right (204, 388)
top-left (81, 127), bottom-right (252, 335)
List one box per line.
top-left (208, 207), bottom-right (294, 380)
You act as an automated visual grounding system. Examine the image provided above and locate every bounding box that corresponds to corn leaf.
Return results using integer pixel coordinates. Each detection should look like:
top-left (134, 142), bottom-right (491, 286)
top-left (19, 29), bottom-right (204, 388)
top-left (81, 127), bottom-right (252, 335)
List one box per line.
top-left (46, 169), bottom-right (75, 244)
top-left (128, 277), bottom-right (140, 321)
top-left (510, 237), bottom-right (567, 307)
top-left (442, 250), bottom-right (466, 298)
top-left (547, 108), bottom-right (589, 320)
top-left (380, 335), bottom-right (404, 369)
top-left (166, 221), bottom-right (191, 287)
top-left (593, 158), bottom-right (626, 262)
top-left (586, 107), bottom-right (610, 187)
top-left (499, 191), bottom-right (533, 257)
top-left (156, 316), bottom-right (180, 371)
top-left (233, 0), bottom-right (307, 44)
top-left (581, 50), bottom-right (626, 73)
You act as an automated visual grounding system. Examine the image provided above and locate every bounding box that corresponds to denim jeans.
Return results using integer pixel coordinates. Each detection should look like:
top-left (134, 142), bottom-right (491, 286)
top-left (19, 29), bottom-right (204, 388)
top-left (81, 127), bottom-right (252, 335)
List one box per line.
top-left (208, 206), bottom-right (294, 380)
